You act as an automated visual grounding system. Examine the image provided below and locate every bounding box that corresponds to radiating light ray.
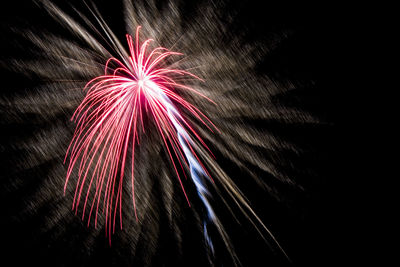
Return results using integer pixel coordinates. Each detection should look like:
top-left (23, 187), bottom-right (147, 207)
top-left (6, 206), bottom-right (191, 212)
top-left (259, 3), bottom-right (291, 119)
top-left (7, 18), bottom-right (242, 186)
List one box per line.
top-left (64, 26), bottom-right (217, 246)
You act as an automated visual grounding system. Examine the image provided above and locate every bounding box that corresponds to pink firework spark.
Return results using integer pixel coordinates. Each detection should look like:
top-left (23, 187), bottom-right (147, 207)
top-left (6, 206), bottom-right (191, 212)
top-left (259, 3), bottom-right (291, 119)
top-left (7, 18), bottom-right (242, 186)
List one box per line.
top-left (64, 26), bottom-right (216, 239)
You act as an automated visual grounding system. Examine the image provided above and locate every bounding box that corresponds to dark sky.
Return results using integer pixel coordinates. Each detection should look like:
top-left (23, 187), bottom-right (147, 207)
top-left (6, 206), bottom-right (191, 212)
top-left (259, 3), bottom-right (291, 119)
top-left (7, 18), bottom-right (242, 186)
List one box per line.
top-left (0, 1), bottom-right (346, 266)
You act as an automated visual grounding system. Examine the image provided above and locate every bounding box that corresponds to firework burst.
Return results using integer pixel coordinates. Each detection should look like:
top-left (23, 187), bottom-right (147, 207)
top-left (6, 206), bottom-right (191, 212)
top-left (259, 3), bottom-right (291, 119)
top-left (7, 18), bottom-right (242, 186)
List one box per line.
top-left (0, 0), bottom-right (327, 265)
top-left (65, 26), bottom-right (218, 244)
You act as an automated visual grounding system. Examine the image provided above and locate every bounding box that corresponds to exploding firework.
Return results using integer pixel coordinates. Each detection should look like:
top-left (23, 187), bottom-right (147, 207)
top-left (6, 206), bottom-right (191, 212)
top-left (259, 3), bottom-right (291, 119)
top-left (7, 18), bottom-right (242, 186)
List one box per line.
top-left (1, 0), bottom-right (328, 266)
top-left (65, 26), bottom-right (218, 248)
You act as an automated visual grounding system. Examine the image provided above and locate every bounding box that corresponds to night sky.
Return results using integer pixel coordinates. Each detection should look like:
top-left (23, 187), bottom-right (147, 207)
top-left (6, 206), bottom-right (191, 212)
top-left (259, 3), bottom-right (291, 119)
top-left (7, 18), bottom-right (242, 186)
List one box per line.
top-left (0, 1), bottom-right (345, 266)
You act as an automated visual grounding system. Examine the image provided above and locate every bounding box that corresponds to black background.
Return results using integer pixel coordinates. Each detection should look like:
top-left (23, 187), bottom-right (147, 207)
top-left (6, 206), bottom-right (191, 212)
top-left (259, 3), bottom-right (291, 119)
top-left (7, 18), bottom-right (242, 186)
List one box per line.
top-left (0, 1), bottom-right (348, 266)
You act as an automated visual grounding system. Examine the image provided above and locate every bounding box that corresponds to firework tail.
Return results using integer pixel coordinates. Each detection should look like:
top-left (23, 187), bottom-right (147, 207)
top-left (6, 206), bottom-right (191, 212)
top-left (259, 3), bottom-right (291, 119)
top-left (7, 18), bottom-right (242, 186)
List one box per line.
top-left (154, 82), bottom-right (216, 253)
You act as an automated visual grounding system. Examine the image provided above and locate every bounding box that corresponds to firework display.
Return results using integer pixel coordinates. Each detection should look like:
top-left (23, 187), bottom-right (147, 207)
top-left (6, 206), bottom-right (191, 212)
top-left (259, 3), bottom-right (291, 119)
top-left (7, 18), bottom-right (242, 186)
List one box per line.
top-left (65, 26), bottom-right (220, 250)
top-left (1, 0), bottom-right (333, 266)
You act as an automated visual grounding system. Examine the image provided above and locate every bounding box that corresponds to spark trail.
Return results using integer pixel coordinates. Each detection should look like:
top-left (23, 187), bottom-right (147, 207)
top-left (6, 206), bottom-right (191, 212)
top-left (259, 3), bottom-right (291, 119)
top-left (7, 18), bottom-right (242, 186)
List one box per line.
top-left (64, 26), bottom-right (217, 248)
top-left (155, 83), bottom-right (217, 253)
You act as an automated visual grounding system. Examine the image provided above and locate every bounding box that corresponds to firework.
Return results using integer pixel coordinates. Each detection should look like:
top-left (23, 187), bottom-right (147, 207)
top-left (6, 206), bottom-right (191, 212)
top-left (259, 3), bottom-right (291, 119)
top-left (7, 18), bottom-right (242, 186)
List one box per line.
top-left (1, 0), bottom-right (325, 265)
top-left (65, 26), bottom-right (218, 248)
